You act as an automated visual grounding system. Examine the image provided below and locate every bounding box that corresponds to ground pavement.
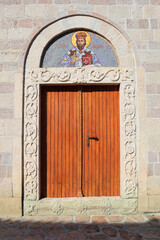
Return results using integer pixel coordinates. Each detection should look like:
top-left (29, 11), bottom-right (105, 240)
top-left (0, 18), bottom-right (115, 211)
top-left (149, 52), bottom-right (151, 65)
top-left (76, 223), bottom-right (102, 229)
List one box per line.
top-left (0, 214), bottom-right (160, 239)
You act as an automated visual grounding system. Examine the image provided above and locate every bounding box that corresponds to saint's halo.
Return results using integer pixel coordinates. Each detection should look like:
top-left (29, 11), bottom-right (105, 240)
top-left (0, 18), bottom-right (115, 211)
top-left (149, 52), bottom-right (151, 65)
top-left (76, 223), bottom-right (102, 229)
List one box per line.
top-left (71, 31), bottom-right (91, 48)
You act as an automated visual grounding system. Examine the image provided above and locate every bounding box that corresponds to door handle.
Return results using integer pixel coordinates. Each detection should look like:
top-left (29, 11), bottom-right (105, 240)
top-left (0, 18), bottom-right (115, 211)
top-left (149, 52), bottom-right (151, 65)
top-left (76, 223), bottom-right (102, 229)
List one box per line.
top-left (87, 136), bottom-right (99, 147)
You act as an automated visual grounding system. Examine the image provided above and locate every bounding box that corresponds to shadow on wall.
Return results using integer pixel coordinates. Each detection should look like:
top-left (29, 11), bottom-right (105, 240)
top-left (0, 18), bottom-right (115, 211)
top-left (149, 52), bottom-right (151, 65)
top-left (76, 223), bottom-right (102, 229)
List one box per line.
top-left (0, 215), bottom-right (160, 239)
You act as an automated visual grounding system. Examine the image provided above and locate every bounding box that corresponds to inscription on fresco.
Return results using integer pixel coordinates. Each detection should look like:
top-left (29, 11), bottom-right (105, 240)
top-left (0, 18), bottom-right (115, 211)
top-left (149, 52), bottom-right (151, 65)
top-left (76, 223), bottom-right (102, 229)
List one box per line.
top-left (42, 31), bottom-right (118, 68)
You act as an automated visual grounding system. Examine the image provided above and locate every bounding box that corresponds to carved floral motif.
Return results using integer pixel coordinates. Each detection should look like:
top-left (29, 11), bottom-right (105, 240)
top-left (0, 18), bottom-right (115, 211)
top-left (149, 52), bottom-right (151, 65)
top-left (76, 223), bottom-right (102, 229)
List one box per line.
top-left (25, 204), bottom-right (38, 216)
top-left (74, 201), bottom-right (88, 215)
top-left (51, 202), bottom-right (64, 215)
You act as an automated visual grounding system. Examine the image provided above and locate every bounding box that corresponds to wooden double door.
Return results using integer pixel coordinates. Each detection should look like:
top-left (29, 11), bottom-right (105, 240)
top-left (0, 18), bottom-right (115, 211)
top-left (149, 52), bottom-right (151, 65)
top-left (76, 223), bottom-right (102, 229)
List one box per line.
top-left (41, 85), bottom-right (120, 198)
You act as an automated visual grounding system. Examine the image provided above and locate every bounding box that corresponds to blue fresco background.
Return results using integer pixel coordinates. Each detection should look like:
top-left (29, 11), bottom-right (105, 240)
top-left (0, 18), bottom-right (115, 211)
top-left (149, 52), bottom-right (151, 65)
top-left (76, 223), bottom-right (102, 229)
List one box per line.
top-left (41, 31), bottom-right (119, 67)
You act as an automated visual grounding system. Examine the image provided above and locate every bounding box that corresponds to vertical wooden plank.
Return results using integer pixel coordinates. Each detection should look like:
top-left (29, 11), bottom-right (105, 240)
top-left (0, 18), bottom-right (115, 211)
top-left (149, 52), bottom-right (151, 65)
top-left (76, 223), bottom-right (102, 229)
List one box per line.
top-left (46, 91), bottom-right (51, 197)
top-left (53, 90), bottom-right (58, 197)
top-left (101, 91), bottom-right (108, 196)
top-left (50, 91), bottom-right (55, 197)
top-left (95, 89), bottom-right (100, 196)
top-left (61, 90), bottom-right (66, 197)
top-left (65, 90), bottom-right (70, 197)
top-left (116, 86), bottom-right (120, 196)
top-left (106, 87), bottom-right (110, 196)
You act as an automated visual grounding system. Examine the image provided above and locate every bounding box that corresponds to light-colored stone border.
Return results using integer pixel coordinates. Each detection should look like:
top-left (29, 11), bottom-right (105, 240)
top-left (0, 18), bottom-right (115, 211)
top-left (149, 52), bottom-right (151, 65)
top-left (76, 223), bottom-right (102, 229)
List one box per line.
top-left (26, 15), bottom-right (135, 69)
top-left (24, 15), bottom-right (138, 216)
top-left (24, 67), bottom-right (137, 216)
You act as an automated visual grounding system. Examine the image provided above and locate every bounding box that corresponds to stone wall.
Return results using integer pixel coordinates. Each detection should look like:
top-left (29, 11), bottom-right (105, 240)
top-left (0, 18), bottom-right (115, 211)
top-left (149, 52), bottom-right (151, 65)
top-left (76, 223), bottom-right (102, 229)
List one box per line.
top-left (0, 0), bottom-right (160, 216)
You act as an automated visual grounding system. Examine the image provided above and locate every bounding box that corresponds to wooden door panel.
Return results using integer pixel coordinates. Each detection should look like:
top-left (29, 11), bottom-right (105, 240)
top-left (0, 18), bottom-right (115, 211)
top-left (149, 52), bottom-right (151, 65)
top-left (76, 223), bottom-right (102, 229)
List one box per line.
top-left (82, 86), bottom-right (120, 197)
top-left (41, 85), bottom-right (120, 198)
top-left (41, 86), bottom-right (81, 198)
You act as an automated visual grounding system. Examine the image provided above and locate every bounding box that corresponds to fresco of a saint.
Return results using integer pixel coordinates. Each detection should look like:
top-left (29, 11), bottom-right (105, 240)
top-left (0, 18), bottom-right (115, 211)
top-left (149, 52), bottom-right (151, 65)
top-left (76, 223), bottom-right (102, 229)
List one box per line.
top-left (57, 31), bottom-right (102, 67)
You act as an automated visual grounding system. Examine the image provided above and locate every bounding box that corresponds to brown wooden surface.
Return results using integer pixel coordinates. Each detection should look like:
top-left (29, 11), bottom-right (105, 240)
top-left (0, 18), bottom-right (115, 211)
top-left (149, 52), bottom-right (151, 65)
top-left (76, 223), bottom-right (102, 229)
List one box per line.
top-left (41, 85), bottom-right (120, 198)
top-left (82, 86), bottom-right (120, 196)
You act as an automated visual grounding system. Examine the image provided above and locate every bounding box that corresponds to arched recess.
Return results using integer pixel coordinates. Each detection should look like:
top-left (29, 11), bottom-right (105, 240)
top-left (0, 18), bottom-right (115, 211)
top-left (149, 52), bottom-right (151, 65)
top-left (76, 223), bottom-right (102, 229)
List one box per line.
top-left (24, 15), bottom-right (137, 216)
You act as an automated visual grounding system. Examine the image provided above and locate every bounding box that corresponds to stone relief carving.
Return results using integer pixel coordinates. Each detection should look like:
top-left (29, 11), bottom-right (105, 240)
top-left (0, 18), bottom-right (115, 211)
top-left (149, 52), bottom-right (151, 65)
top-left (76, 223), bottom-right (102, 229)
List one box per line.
top-left (51, 202), bottom-right (64, 215)
top-left (25, 203), bottom-right (38, 216)
top-left (24, 67), bottom-right (137, 215)
top-left (24, 81), bottom-right (38, 202)
top-left (26, 67), bottom-right (134, 84)
top-left (99, 198), bottom-right (111, 214)
top-left (74, 201), bottom-right (88, 215)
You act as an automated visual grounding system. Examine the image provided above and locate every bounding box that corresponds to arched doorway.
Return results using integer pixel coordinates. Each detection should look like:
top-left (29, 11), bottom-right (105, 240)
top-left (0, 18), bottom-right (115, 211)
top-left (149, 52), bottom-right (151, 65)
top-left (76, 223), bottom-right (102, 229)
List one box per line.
top-left (24, 15), bottom-right (137, 216)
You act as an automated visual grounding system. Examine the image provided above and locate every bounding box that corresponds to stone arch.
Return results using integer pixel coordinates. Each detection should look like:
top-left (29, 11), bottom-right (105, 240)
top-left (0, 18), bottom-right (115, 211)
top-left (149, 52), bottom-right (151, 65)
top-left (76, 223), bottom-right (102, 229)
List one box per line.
top-left (25, 15), bottom-right (137, 69)
top-left (24, 14), bottom-right (138, 216)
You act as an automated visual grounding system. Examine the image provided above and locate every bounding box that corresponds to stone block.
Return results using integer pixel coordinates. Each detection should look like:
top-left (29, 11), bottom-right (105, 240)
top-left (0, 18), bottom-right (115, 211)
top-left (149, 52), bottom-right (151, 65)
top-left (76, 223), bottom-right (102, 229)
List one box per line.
top-left (0, 50), bottom-right (20, 63)
top-left (128, 29), bottom-right (141, 41)
top-left (150, 19), bottom-right (158, 29)
top-left (148, 163), bottom-right (154, 176)
top-left (127, 19), bottom-right (149, 29)
top-left (5, 119), bottom-right (22, 136)
top-left (14, 72), bottom-right (23, 119)
top-left (138, 195), bottom-right (148, 213)
top-left (154, 30), bottom-right (160, 40)
top-left (12, 136), bottom-right (22, 198)
top-left (146, 119), bottom-right (160, 134)
top-left (0, 83), bottom-right (14, 93)
top-left (144, 6), bottom-right (160, 18)
top-left (108, 6), bottom-right (131, 18)
top-left (25, 4), bottom-right (46, 18)
top-left (0, 108), bottom-right (13, 119)
top-left (7, 165), bottom-right (12, 178)
top-left (0, 6), bottom-right (4, 18)
top-left (59, 4), bottom-right (74, 12)
top-left (157, 84), bottom-right (160, 93)
top-left (46, 5), bottom-right (59, 18)
top-left (0, 94), bottom-right (13, 108)
top-left (131, 6), bottom-right (143, 18)
top-left (151, 0), bottom-right (160, 4)
top-left (148, 195), bottom-right (160, 212)
top-left (2, 152), bottom-right (12, 165)
top-left (0, 137), bottom-right (12, 152)
top-left (55, 0), bottom-right (71, 3)
top-left (5, 5), bottom-right (24, 18)
top-left (148, 152), bottom-right (158, 163)
top-left (139, 19), bottom-right (149, 29)
top-left (72, 0), bottom-right (87, 3)
top-left (75, 216), bottom-right (90, 223)
top-left (148, 135), bottom-right (160, 152)
top-left (74, 4), bottom-right (94, 12)
top-left (88, 0), bottom-right (116, 4)
top-left (143, 63), bottom-right (160, 72)
top-left (17, 19), bottom-right (33, 28)
top-left (0, 29), bottom-right (7, 40)
top-left (0, 178), bottom-right (12, 197)
top-left (149, 41), bottom-right (160, 49)
top-left (0, 71), bottom-right (15, 83)
top-left (8, 28), bottom-right (33, 40)
top-left (23, 0), bottom-right (37, 3)
top-left (147, 95), bottom-right (160, 107)
top-left (0, 120), bottom-right (5, 135)
top-left (92, 216), bottom-right (107, 224)
top-left (0, 165), bottom-right (7, 178)
top-left (155, 163), bottom-right (160, 176)
top-left (148, 176), bottom-right (160, 194)
top-left (0, 197), bottom-right (22, 216)
top-left (146, 84), bottom-right (156, 94)
top-left (38, 0), bottom-right (52, 3)
top-left (140, 50), bottom-right (160, 64)
top-left (147, 108), bottom-right (160, 118)
top-left (141, 30), bottom-right (154, 41)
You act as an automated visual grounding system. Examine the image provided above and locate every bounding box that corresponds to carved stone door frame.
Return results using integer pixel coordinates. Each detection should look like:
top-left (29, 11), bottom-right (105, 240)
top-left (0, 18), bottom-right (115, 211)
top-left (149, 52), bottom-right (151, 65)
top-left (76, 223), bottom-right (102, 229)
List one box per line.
top-left (24, 67), bottom-right (137, 216)
top-left (24, 15), bottom-right (138, 216)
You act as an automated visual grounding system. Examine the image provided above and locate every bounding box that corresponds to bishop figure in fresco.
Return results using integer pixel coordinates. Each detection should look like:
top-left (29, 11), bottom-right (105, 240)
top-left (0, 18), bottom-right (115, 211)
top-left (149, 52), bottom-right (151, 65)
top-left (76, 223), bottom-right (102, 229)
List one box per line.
top-left (57, 31), bottom-right (102, 67)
